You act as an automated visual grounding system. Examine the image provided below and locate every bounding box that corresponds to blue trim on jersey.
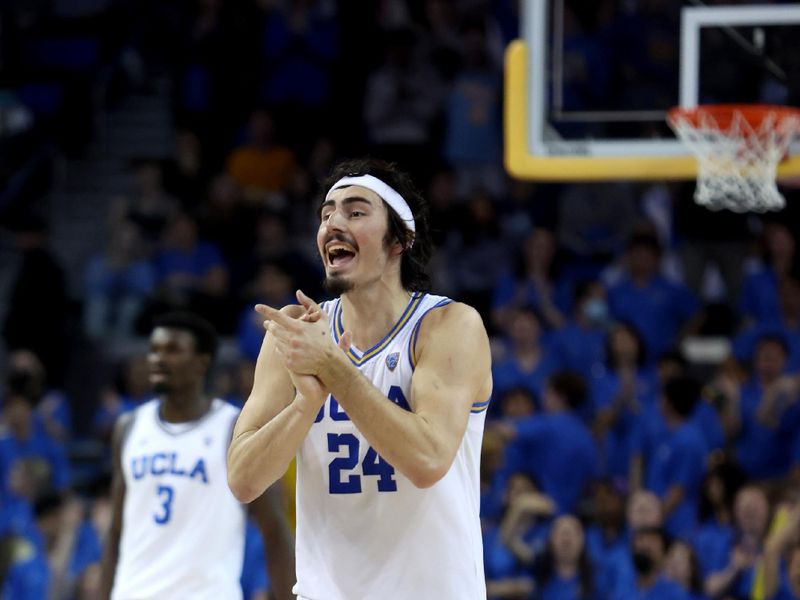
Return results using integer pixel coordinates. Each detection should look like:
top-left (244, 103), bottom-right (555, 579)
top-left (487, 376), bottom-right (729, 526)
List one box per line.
top-left (470, 398), bottom-right (491, 414)
top-left (408, 299), bottom-right (453, 369)
top-left (334, 293), bottom-right (426, 366)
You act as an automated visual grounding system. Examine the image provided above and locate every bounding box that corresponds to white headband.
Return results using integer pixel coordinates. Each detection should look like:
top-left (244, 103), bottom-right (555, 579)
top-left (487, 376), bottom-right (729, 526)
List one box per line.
top-left (325, 174), bottom-right (416, 234)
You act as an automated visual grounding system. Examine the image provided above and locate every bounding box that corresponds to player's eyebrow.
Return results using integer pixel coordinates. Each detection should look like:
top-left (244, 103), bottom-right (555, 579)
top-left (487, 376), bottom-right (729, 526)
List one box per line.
top-left (319, 195), bottom-right (374, 213)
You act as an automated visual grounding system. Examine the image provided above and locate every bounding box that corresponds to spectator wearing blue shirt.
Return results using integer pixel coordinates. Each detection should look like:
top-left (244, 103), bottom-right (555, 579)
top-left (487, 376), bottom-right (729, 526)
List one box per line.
top-left (443, 19), bottom-right (504, 198)
top-left (481, 387), bottom-right (536, 521)
top-left (83, 219), bottom-right (156, 340)
top-left (725, 336), bottom-right (797, 480)
top-left (740, 221), bottom-right (798, 326)
top-left (0, 534), bottom-right (49, 599)
top-left (584, 480), bottom-right (628, 598)
top-left (0, 387), bottom-right (70, 498)
top-left (497, 387), bottom-right (537, 421)
top-left (733, 276), bottom-right (800, 372)
top-left (504, 371), bottom-right (598, 514)
top-left (32, 493), bottom-right (103, 600)
top-left (93, 356), bottom-right (151, 444)
top-left (491, 308), bottom-right (558, 406)
top-left (664, 540), bottom-right (708, 600)
top-left (613, 527), bottom-right (690, 600)
top-left (151, 211), bottom-right (230, 330)
top-left (656, 352), bottom-right (724, 455)
top-left (592, 323), bottom-right (658, 484)
top-left (485, 472), bottom-right (554, 586)
top-left (533, 514), bottom-right (595, 600)
top-left (705, 486), bottom-right (771, 599)
top-left (236, 260), bottom-right (296, 363)
top-left (5, 350), bottom-right (71, 444)
top-left (491, 229), bottom-right (566, 332)
top-left (691, 459), bottom-right (745, 579)
top-left (550, 279), bottom-right (609, 381)
top-left (600, 490), bottom-right (666, 600)
top-left (608, 233), bottom-right (700, 362)
top-left (643, 376), bottom-right (708, 538)
top-left (260, 2), bottom-right (338, 108)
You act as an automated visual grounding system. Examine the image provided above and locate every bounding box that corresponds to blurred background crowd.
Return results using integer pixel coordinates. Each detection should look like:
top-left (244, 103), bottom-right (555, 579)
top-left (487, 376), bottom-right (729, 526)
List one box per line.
top-left (2, 0), bottom-right (800, 598)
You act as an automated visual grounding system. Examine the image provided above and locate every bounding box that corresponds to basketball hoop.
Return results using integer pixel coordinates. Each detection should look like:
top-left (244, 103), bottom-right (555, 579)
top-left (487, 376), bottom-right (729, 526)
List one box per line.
top-left (667, 104), bottom-right (800, 212)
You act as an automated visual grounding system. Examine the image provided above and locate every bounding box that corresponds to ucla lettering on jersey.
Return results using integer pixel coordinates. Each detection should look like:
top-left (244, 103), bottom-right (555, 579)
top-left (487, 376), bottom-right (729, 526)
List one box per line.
top-left (294, 293), bottom-right (488, 600)
top-left (130, 452), bottom-right (209, 483)
top-left (112, 399), bottom-right (246, 600)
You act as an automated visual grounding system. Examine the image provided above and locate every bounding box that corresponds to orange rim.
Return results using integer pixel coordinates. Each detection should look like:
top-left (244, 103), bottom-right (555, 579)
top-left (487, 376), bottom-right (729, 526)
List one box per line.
top-left (668, 104), bottom-right (800, 130)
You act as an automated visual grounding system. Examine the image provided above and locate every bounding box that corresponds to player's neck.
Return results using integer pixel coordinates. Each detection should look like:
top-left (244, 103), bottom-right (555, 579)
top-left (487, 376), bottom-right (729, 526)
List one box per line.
top-left (340, 278), bottom-right (412, 350)
top-left (159, 389), bottom-right (212, 423)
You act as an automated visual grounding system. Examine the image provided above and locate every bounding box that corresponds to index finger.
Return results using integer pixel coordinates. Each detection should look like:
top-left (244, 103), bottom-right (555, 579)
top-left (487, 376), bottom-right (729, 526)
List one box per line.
top-left (296, 289), bottom-right (321, 313)
top-left (255, 304), bottom-right (296, 328)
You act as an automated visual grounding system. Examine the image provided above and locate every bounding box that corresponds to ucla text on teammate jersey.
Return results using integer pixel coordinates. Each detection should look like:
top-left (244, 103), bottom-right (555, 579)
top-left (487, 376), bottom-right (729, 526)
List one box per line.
top-left (130, 452), bottom-right (209, 483)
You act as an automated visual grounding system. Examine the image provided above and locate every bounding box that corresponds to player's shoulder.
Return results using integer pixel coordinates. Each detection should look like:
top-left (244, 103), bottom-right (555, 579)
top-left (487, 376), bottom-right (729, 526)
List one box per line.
top-left (116, 398), bottom-right (155, 425)
top-left (112, 401), bottom-right (152, 449)
top-left (417, 299), bottom-right (485, 333)
top-left (414, 299), bottom-right (489, 357)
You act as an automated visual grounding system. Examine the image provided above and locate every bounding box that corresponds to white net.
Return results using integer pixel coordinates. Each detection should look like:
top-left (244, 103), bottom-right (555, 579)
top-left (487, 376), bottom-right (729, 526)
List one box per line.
top-left (668, 106), bottom-right (800, 212)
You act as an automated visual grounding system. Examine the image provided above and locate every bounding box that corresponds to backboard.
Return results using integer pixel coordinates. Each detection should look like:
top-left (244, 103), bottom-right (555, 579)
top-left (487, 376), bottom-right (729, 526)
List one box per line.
top-left (505, 0), bottom-right (800, 181)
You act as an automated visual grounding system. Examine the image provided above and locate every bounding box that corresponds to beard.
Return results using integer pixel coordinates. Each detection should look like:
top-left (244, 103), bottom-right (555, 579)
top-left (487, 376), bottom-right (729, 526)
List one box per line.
top-left (323, 274), bottom-right (354, 296)
top-left (152, 381), bottom-right (171, 395)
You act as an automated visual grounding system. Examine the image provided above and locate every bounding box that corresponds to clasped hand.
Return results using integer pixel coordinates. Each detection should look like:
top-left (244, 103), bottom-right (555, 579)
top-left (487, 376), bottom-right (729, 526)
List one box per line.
top-left (256, 291), bottom-right (351, 403)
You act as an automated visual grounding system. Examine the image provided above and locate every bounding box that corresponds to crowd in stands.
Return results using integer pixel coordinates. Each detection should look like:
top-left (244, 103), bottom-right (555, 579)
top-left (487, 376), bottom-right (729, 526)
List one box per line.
top-left (2, 0), bottom-right (800, 599)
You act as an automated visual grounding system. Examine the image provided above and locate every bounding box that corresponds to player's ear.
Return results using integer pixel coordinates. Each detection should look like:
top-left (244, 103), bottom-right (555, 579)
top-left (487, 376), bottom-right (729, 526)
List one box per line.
top-left (387, 236), bottom-right (406, 257)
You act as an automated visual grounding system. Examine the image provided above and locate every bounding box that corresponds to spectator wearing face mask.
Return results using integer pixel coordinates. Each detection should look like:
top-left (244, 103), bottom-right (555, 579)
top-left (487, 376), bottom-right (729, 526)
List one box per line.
top-left (599, 490), bottom-right (665, 600)
top-left (550, 279), bottom-right (610, 383)
top-left (612, 527), bottom-right (690, 600)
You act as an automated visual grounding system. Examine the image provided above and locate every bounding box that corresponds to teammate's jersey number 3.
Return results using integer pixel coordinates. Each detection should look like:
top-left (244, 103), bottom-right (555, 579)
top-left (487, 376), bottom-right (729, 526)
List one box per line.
top-left (327, 433), bottom-right (397, 493)
top-left (154, 484), bottom-right (174, 524)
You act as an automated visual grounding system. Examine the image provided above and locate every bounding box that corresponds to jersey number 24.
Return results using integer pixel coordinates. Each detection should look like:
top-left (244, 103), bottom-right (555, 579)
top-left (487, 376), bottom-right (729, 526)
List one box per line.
top-left (328, 434), bottom-right (397, 494)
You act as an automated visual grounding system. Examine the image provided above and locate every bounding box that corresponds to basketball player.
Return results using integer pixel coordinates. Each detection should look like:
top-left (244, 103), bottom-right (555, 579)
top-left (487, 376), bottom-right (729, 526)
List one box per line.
top-left (100, 312), bottom-right (294, 600)
top-left (227, 159), bottom-right (493, 599)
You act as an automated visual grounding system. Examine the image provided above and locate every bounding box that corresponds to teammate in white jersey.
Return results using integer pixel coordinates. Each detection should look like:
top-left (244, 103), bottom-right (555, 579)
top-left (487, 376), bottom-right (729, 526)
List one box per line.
top-left (228, 159), bottom-right (493, 599)
top-left (100, 312), bottom-right (294, 600)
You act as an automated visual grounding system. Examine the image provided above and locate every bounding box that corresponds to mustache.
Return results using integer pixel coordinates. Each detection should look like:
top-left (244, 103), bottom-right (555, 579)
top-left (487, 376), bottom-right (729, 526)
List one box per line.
top-left (324, 233), bottom-right (359, 251)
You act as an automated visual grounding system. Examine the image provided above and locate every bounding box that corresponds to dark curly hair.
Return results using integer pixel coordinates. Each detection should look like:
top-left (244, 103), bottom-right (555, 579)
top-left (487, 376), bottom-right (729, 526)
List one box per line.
top-left (320, 158), bottom-right (432, 293)
top-left (153, 312), bottom-right (219, 362)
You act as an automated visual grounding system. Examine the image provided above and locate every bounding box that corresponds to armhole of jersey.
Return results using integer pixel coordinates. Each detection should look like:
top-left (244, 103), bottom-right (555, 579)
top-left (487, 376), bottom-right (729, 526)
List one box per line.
top-left (117, 409), bottom-right (138, 456)
top-left (406, 301), bottom-right (492, 415)
top-left (407, 299), bottom-right (453, 371)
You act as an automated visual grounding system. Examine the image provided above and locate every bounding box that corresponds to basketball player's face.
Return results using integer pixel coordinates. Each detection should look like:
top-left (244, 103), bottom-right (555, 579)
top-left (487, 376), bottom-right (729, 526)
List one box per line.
top-left (318, 186), bottom-right (396, 294)
top-left (147, 327), bottom-right (204, 395)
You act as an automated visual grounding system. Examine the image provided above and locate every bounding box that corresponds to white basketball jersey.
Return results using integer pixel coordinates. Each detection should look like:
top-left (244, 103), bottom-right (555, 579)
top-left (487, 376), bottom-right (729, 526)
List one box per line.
top-left (112, 399), bottom-right (246, 600)
top-left (294, 292), bottom-right (488, 600)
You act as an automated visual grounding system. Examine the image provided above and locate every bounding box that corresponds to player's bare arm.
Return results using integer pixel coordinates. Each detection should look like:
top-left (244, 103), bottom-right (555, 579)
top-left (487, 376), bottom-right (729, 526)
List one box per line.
top-left (227, 304), bottom-right (319, 503)
top-left (264, 294), bottom-right (492, 488)
top-left (227, 304), bottom-right (350, 503)
top-left (99, 412), bottom-right (134, 599)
